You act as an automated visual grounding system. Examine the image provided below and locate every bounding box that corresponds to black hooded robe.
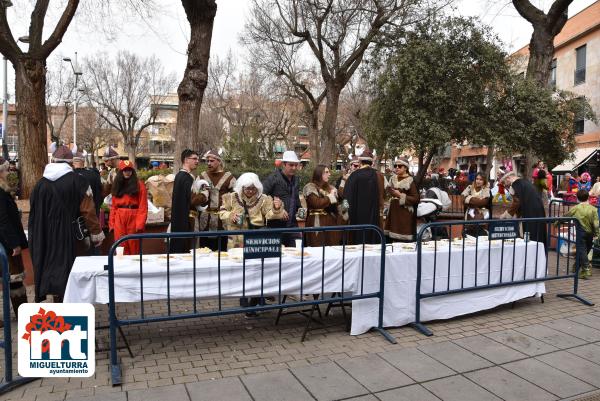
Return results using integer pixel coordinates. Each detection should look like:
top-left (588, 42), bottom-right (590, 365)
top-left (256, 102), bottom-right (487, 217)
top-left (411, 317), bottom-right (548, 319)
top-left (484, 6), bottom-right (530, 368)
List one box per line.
top-left (170, 170), bottom-right (194, 253)
top-left (344, 167), bottom-right (382, 244)
top-left (510, 178), bottom-right (547, 245)
top-left (29, 172), bottom-right (89, 302)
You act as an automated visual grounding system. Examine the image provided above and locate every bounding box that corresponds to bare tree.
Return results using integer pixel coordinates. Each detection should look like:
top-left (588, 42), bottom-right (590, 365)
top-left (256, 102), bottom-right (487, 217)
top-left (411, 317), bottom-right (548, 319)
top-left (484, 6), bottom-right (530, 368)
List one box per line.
top-left (507, 1), bottom-right (572, 174)
top-left (512, 0), bottom-right (571, 85)
top-left (173, 0), bottom-right (218, 171)
top-left (46, 57), bottom-right (77, 143)
top-left (207, 53), bottom-right (304, 166)
top-left (76, 106), bottom-right (113, 167)
top-left (245, 0), bottom-right (442, 166)
top-left (0, 0), bottom-right (155, 197)
top-left (82, 51), bottom-right (177, 164)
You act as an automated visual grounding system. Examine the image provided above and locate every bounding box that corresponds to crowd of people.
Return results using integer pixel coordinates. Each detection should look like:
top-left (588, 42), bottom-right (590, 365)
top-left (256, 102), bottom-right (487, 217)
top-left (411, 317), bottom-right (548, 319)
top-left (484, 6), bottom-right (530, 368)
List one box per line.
top-left (1, 144), bottom-right (598, 322)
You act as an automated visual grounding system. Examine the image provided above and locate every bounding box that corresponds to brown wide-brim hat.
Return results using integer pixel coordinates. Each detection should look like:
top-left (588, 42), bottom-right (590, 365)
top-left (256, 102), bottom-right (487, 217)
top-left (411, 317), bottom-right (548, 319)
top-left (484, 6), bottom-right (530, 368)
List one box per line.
top-left (104, 146), bottom-right (120, 161)
top-left (395, 157), bottom-right (410, 168)
top-left (203, 149), bottom-right (222, 162)
top-left (358, 149), bottom-right (374, 162)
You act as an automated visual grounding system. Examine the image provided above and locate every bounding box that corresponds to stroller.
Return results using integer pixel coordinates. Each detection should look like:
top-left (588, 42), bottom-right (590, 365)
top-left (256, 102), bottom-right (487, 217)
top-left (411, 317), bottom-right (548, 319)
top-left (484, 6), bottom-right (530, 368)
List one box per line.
top-left (416, 187), bottom-right (452, 240)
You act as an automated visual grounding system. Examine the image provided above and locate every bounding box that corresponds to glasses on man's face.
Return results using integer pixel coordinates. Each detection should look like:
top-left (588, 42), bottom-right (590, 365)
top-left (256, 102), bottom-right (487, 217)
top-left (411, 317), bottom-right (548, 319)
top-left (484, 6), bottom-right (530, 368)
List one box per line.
top-left (187, 157), bottom-right (199, 161)
top-left (394, 165), bottom-right (403, 169)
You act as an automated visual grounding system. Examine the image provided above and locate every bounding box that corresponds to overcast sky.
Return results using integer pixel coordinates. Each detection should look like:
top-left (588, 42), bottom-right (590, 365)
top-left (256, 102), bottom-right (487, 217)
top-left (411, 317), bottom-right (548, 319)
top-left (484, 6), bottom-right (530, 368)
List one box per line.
top-left (3, 0), bottom-right (597, 98)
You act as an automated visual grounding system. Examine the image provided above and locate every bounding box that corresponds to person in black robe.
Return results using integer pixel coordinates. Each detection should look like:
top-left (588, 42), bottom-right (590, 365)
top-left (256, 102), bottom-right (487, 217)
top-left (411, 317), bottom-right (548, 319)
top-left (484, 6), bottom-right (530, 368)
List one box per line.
top-left (29, 145), bottom-right (105, 302)
top-left (343, 149), bottom-right (385, 244)
top-left (170, 149), bottom-right (202, 253)
top-left (501, 172), bottom-right (547, 245)
top-left (73, 151), bottom-right (103, 215)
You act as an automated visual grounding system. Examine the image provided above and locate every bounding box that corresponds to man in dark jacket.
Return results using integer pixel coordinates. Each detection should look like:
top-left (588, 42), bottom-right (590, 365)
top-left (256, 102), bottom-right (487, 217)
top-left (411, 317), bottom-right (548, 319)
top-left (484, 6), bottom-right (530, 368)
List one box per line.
top-left (263, 151), bottom-right (302, 247)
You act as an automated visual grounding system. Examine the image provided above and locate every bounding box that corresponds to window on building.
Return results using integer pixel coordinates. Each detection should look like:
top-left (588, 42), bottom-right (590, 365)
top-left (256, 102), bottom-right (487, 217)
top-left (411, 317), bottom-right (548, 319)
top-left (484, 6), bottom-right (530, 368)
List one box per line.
top-left (574, 45), bottom-right (586, 85)
top-left (549, 59), bottom-right (557, 89)
top-left (574, 96), bottom-right (586, 135)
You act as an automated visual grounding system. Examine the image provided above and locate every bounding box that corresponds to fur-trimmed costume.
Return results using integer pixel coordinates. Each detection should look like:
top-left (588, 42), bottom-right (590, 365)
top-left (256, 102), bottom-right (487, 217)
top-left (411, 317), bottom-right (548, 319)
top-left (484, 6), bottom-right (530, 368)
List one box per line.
top-left (303, 182), bottom-right (341, 246)
top-left (219, 192), bottom-right (282, 249)
top-left (196, 171), bottom-right (236, 250)
top-left (462, 184), bottom-right (491, 220)
top-left (385, 174), bottom-right (419, 241)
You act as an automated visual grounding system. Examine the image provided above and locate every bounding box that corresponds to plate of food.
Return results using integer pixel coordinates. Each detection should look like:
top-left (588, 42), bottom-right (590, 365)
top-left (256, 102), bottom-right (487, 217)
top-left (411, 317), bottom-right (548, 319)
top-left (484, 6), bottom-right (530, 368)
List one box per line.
top-left (177, 254), bottom-right (194, 261)
top-left (284, 249), bottom-right (311, 258)
top-left (126, 255), bottom-right (151, 263)
top-left (399, 244), bottom-right (416, 252)
top-left (192, 247), bottom-right (212, 256)
top-left (213, 252), bottom-right (229, 259)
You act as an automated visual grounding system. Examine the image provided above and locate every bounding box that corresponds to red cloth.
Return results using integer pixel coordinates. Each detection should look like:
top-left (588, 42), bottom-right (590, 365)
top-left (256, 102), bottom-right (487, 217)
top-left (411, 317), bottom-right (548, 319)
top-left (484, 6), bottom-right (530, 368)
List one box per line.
top-left (109, 180), bottom-right (148, 255)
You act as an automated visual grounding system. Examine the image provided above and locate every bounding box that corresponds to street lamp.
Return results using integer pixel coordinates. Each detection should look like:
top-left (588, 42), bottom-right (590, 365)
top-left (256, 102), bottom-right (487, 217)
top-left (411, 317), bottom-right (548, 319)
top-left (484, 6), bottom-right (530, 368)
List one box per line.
top-left (63, 53), bottom-right (83, 147)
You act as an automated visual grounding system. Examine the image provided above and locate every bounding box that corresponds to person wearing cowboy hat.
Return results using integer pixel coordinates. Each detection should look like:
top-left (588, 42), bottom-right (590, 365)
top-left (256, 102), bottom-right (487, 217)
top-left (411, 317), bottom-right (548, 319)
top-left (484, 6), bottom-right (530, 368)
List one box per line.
top-left (0, 156), bottom-right (28, 322)
top-left (385, 156), bottom-right (420, 242)
top-left (195, 149), bottom-right (236, 251)
top-left (109, 160), bottom-right (148, 255)
top-left (343, 147), bottom-right (386, 244)
top-left (29, 143), bottom-right (104, 302)
top-left (262, 150), bottom-right (303, 247)
top-left (101, 146), bottom-right (120, 197)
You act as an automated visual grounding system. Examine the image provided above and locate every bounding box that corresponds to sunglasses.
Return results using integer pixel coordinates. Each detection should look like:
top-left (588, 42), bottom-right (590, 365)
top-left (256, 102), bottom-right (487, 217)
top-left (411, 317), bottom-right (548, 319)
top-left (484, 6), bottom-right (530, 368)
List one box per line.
top-left (394, 164), bottom-right (405, 168)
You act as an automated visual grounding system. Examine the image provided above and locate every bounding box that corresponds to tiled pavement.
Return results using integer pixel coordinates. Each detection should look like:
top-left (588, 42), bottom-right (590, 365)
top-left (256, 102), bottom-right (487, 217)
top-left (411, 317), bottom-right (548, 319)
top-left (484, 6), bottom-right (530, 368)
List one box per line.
top-left (2, 272), bottom-right (600, 400)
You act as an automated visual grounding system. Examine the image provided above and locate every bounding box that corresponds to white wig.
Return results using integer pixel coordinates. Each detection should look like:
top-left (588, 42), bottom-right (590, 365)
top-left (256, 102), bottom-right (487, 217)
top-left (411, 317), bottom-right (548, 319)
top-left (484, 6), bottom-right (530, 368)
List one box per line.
top-left (234, 173), bottom-right (263, 198)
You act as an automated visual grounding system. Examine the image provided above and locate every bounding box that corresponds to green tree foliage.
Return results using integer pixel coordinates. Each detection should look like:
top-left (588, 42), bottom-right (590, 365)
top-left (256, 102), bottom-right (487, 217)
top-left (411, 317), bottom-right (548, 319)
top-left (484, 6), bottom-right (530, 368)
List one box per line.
top-left (365, 15), bottom-right (595, 184)
top-left (365, 16), bottom-right (508, 185)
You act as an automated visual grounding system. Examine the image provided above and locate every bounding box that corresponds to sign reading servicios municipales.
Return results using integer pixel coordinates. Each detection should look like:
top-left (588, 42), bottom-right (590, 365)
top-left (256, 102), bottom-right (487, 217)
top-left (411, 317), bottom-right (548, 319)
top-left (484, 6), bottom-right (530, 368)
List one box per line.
top-left (244, 233), bottom-right (282, 259)
top-left (488, 221), bottom-right (519, 240)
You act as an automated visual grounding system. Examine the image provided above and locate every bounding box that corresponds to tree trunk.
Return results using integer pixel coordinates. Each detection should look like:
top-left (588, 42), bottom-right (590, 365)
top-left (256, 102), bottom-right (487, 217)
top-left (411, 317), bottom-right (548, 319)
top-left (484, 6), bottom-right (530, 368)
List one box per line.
top-left (526, 27), bottom-right (555, 86)
top-left (174, 0), bottom-right (217, 172)
top-left (319, 85), bottom-right (341, 166)
top-left (15, 58), bottom-right (48, 199)
top-left (307, 109), bottom-right (320, 164)
top-left (126, 140), bottom-right (137, 167)
top-left (485, 146), bottom-right (494, 179)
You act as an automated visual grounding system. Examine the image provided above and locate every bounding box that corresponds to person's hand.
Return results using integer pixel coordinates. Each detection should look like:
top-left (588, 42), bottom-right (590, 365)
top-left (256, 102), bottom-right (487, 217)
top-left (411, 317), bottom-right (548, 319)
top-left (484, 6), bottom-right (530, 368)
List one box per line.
top-left (394, 190), bottom-right (402, 198)
top-left (12, 246), bottom-right (21, 256)
top-left (329, 188), bottom-right (338, 197)
top-left (281, 210), bottom-right (289, 221)
top-left (273, 197), bottom-right (282, 210)
top-left (93, 239), bottom-right (103, 248)
top-left (231, 212), bottom-right (239, 224)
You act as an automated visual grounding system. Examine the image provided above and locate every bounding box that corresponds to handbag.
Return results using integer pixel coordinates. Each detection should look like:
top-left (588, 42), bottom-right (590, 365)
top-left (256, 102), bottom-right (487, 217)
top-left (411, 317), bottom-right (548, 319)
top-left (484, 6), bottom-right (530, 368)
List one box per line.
top-left (48, 180), bottom-right (89, 241)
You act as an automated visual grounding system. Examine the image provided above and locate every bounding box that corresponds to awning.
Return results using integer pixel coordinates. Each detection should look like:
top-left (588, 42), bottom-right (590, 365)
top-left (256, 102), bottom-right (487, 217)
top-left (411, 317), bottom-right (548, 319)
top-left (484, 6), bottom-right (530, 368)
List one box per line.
top-left (552, 147), bottom-right (599, 173)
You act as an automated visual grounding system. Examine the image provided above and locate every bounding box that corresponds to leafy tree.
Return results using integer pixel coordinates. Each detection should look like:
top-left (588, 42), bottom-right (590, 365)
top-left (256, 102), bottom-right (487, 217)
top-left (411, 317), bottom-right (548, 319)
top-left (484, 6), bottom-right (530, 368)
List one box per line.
top-left (365, 16), bottom-right (508, 186)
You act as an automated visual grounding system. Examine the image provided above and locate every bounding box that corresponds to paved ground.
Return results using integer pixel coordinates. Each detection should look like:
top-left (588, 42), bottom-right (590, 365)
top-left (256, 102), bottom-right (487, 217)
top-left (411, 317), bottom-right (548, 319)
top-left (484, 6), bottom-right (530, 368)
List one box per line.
top-left (2, 266), bottom-right (600, 400)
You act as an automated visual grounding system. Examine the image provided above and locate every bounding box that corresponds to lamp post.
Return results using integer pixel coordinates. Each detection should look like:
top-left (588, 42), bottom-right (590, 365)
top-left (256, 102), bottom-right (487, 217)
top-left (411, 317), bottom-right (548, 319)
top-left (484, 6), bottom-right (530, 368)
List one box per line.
top-left (63, 53), bottom-right (82, 147)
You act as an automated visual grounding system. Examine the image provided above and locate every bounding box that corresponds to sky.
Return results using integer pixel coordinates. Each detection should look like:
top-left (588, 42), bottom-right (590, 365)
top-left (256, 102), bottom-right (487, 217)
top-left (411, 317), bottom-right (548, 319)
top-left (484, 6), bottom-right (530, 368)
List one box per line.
top-left (2, 0), bottom-right (597, 99)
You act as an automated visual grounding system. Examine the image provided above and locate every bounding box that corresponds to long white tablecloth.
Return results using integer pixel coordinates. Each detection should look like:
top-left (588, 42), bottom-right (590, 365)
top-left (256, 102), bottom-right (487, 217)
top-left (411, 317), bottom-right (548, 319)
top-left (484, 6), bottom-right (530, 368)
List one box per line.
top-left (64, 240), bottom-right (546, 335)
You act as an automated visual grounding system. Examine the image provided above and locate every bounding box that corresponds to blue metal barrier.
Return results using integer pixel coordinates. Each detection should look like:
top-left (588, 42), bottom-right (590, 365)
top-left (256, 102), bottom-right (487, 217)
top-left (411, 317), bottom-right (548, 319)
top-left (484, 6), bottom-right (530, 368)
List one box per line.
top-left (549, 199), bottom-right (578, 218)
top-left (411, 217), bottom-right (594, 337)
top-left (0, 245), bottom-right (37, 395)
top-left (107, 224), bottom-right (393, 385)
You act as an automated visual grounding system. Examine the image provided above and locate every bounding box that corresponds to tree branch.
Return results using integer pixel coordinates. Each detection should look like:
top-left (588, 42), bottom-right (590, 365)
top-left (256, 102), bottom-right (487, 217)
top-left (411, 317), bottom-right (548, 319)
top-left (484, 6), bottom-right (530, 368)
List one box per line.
top-left (40, 0), bottom-right (80, 58)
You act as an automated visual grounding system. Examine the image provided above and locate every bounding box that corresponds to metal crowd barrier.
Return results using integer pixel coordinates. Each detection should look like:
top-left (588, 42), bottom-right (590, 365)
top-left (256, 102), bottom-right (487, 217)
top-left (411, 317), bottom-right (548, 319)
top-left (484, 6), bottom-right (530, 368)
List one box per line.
top-left (411, 217), bottom-right (594, 336)
top-left (107, 225), bottom-right (393, 385)
top-left (0, 245), bottom-right (37, 395)
top-left (548, 198), bottom-right (578, 218)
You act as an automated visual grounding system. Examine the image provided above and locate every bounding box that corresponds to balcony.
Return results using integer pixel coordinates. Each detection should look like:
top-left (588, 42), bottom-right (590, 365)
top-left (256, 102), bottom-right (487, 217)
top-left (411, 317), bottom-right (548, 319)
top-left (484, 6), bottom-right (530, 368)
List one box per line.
top-left (574, 68), bottom-right (586, 85)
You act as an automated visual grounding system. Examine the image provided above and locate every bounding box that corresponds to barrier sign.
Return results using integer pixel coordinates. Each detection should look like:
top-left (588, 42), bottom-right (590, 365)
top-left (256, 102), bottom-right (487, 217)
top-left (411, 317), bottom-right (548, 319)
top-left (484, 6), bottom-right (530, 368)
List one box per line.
top-left (243, 233), bottom-right (282, 259)
top-left (488, 221), bottom-right (519, 240)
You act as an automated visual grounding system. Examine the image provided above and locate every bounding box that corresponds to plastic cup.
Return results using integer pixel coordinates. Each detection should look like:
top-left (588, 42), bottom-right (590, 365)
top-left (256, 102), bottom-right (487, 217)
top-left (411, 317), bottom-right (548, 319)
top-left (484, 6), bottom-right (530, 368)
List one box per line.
top-left (295, 239), bottom-right (302, 249)
top-left (115, 247), bottom-right (125, 257)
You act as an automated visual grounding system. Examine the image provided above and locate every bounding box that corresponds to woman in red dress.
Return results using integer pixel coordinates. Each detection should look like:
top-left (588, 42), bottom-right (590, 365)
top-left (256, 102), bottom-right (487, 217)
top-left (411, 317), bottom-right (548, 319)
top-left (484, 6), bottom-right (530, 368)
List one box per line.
top-left (109, 160), bottom-right (148, 254)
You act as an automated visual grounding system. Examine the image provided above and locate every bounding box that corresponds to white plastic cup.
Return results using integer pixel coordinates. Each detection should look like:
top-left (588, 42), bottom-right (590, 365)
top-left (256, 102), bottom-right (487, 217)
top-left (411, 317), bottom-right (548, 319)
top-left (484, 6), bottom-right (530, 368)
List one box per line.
top-left (295, 239), bottom-right (302, 249)
top-left (115, 247), bottom-right (125, 257)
